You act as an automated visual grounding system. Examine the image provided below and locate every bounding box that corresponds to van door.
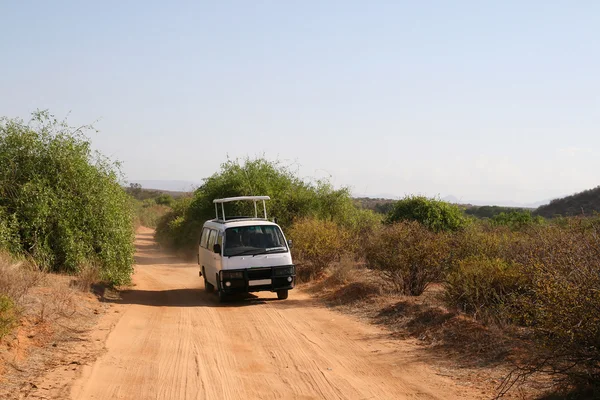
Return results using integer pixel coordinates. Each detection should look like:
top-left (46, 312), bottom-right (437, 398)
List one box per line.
top-left (214, 232), bottom-right (223, 279)
top-left (198, 227), bottom-right (209, 266)
top-left (205, 229), bottom-right (218, 285)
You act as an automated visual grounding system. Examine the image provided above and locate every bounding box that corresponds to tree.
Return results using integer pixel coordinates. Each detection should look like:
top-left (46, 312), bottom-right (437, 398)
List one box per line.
top-left (0, 111), bottom-right (135, 285)
top-left (491, 210), bottom-right (544, 230)
top-left (385, 195), bottom-right (467, 232)
top-left (154, 157), bottom-right (361, 253)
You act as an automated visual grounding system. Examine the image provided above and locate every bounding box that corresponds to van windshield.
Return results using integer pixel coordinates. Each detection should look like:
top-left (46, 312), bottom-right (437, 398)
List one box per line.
top-left (224, 225), bottom-right (288, 257)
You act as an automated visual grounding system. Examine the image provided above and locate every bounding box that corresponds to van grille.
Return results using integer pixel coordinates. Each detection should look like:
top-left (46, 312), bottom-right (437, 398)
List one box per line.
top-left (247, 268), bottom-right (272, 280)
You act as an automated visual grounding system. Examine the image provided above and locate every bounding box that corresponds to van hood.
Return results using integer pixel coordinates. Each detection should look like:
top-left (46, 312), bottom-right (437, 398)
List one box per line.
top-left (223, 252), bottom-right (293, 269)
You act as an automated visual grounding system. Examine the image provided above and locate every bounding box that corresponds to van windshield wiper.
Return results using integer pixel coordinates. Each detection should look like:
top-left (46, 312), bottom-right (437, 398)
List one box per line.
top-left (227, 248), bottom-right (263, 257)
top-left (250, 247), bottom-right (288, 256)
top-left (227, 246), bottom-right (287, 257)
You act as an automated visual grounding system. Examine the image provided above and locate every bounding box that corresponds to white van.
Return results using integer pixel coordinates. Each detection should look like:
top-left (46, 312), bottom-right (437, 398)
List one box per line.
top-left (197, 196), bottom-right (295, 302)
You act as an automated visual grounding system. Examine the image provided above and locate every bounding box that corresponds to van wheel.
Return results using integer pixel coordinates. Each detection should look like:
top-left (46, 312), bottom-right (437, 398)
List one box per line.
top-left (203, 268), bottom-right (214, 293)
top-left (277, 289), bottom-right (288, 300)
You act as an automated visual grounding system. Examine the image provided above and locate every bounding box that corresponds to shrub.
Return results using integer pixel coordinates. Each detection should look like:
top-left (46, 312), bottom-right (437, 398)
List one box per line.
top-left (154, 196), bottom-right (195, 252)
top-left (133, 199), bottom-right (172, 229)
top-left (0, 251), bottom-right (42, 300)
top-left (342, 208), bottom-right (382, 260)
top-left (444, 256), bottom-right (527, 322)
top-left (491, 210), bottom-right (544, 230)
top-left (515, 220), bottom-right (600, 385)
top-left (287, 218), bottom-right (348, 281)
top-left (327, 256), bottom-right (360, 286)
top-left (365, 221), bottom-right (449, 295)
top-left (74, 262), bottom-right (101, 292)
top-left (139, 204), bottom-right (171, 228)
top-left (154, 194), bottom-right (174, 206)
top-left (465, 205), bottom-right (527, 219)
top-left (385, 195), bottom-right (468, 232)
top-left (445, 219), bottom-right (600, 389)
top-left (0, 251), bottom-right (43, 339)
top-left (446, 223), bottom-right (512, 271)
top-left (0, 111), bottom-right (135, 285)
top-left (0, 208), bottom-right (20, 254)
top-left (155, 157), bottom-right (362, 252)
top-left (0, 294), bottom-right (17, 340)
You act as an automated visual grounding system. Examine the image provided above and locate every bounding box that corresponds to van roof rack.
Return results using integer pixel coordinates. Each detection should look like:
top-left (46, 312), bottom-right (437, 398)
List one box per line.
top-left (213, 196), bottom-right (271, 221)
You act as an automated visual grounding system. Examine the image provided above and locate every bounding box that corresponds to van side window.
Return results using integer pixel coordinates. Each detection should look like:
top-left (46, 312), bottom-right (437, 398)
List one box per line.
top-left (200, 228), bottom-right (210, 248)
top-left (207, 229), bottom-right (217, 250)
top-left (216, 233), bottom-right (223, 248)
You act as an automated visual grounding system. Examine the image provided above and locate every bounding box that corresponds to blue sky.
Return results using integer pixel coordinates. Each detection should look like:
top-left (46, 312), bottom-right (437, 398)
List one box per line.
top-left (1, 1), bottom-right (599, 205)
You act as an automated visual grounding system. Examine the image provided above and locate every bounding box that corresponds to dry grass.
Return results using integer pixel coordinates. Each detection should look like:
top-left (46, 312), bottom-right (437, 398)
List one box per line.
top-left (0, 252), bottom-right (105, 399)
top-left (72, 263), bottom-right (101, 292)
top-left (301, 260), bottom-right (556, 399)
top-left (326, 256), bottom-right (361, 286)
top-left (134, 204), bottom-right (171, 229)
top-left (0, 252), bottom-right (44, 303)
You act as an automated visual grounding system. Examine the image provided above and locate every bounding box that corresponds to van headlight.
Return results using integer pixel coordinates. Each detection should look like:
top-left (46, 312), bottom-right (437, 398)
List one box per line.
top-left (274, 266), bottom-right (295, 276)
top-left (222, 271), bottom-right (244, 280)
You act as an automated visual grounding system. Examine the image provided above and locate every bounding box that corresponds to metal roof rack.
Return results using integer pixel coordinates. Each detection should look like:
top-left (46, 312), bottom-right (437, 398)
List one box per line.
top-left (213, 196), bottom-right (271, 221)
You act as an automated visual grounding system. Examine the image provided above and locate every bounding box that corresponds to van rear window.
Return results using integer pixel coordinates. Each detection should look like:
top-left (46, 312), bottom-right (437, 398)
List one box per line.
top-left (207, 230), bottom-right (217, 249)
top-left (200, 228), bottom-right (210, 248)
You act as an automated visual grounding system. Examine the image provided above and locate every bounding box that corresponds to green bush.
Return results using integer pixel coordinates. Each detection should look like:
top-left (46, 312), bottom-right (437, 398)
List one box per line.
top-left (444, 256), bottom-right (527, 321)
top-left (491, 210), bottom-right (544, 230)
top-left (287, 218), bottom-right (348, 281)
top-left (0, 112), bottom-right (134, 285)
top-left (154, 196), bottom-right (195, 251)
top-left (131, 196), bottom-right (173, 229)
top-left (365, 221), bottom-right (449, 295)
top-left (385, 195), bottom-right (468, 232)
top-left (135, 204), bottom-right (171, 229)
top-left (154, 194), bottom-right (174, 206)
top-left (344, 208), bottom-right (382, 260)
top-left (465, 205), bottom-right (527, 219)
top-left (0, 208), bottom-right (20, 254)
top-left (155, 157), bottom-right (361, 253)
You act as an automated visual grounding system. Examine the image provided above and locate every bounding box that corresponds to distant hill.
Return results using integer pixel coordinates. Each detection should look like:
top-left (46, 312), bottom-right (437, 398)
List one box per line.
top-left (128, 180), bottom-right (200, 192)
top-left (124, 183), bottom-right (190, 201)
top-left (355, 193), bottom-right (548, 208)
top-left (355, 196), bottom-right (537, 219)
top-left (535, 186), bottom-right (600, 218)
top-left (353, 197), bottom-right (396, 214)
top-left (464, 205), bottom-right (528, 219)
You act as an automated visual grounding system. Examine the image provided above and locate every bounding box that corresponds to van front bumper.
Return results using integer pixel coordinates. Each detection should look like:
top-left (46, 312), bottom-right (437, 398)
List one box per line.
top-left (218, 265), bottom-right (295, 293)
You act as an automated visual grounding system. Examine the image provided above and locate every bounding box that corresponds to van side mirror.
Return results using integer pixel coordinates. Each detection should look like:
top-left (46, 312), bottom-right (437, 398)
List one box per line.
top-left (213, 243), bottom-right (221, 254)
top-left (287, 239), bottom-right (293, 249)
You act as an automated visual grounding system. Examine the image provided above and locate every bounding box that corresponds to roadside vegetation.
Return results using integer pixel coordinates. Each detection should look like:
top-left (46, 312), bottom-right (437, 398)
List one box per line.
top-left (0, 111), bottom-right (137, 362)
top-left (126, 183), bottom-right (181, 229)
top-left (155, 158), bottom-right (600, 398)
top-left (0, 112), bottom-right (135, 286)
top-left (0, 111), bottom-right (143, 398)
top-left (0, 113), bottom-right (596, 399)
top-left (154, 157), bottom-right (379, 257)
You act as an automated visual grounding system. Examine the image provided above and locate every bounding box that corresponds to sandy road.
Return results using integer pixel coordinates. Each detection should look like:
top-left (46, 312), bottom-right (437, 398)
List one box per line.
top-left (70, 228), bottom-right (483, 400)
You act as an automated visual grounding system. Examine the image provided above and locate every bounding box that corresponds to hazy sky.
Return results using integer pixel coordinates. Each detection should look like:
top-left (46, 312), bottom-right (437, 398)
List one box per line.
top-left (2, 1), bottom-right (599, 205)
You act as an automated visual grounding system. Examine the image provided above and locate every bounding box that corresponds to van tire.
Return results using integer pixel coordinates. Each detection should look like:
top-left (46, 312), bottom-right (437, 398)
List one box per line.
top-left (277, 289), bottom-right (288, 300)
top-left (203, 268), bottom-right (214, 293)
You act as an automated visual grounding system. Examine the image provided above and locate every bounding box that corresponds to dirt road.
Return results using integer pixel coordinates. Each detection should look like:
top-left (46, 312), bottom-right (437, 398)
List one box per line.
top-left (70, 228), bottom-right (483, 400)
